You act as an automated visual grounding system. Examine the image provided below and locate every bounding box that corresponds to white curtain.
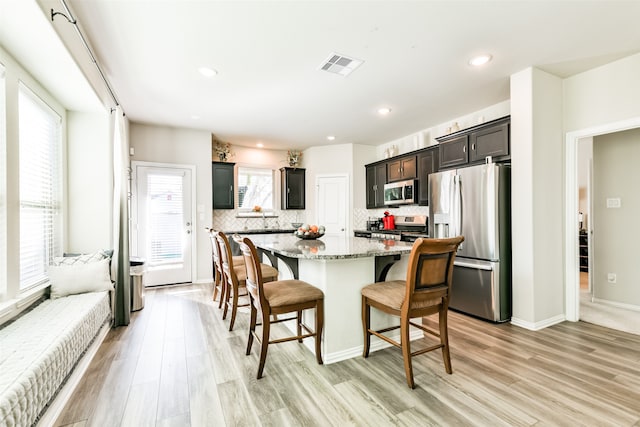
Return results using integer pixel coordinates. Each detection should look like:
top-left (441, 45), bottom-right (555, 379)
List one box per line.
top-left (112, 106), bottom-right (130, 326)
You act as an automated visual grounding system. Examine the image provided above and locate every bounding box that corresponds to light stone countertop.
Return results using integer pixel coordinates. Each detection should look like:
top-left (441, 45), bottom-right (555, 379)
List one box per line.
top-left (238, 233), bottom-right (414, 260)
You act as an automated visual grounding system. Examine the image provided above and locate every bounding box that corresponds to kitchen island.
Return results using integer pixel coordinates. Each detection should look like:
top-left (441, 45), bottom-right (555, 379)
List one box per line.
top-left (240, 233), bottom-right (421, 364)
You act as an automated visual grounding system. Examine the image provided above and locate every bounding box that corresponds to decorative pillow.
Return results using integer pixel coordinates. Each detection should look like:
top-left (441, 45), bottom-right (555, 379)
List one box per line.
top-left (48, 258), bottom-right (114, 299)
top-left (52, 250), bottom-right (110, 266)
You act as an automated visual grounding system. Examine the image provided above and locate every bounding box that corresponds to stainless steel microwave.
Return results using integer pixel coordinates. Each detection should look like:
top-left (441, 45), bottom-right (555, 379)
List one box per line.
top-left (383, 179), bottom-right (416, 205)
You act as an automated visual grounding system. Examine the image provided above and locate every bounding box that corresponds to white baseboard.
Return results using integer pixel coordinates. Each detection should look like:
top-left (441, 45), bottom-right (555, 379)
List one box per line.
top-left (510, 314), bottom-right (565, 331)
top-left (37, 322), bottom-right (111, 427)
top-left (591, 297), bottom-right (640, 312)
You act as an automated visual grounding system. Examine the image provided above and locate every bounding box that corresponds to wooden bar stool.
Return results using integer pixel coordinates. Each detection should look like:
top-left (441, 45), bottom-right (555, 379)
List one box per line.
top-left (361, 236), bottom-right (464, 389)
top-left (207, 228), bottom-right (243, 308)
top-left (215, 231), bottom-right (279, 331)
top-left (238, 237), bottom-right (324, 379)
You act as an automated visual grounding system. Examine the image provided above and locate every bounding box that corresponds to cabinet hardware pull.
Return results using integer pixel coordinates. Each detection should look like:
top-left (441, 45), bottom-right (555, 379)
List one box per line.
top-left (472, 143), bottom-right (476, 150)
top-left (462, 145), bottom-right (466, 153)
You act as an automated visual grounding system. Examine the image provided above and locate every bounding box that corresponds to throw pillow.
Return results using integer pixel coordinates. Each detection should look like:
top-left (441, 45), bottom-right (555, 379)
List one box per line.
top-left (48, 258), bottom-right (114, 299)
top-left (52, 250), bottom-right (110, 266)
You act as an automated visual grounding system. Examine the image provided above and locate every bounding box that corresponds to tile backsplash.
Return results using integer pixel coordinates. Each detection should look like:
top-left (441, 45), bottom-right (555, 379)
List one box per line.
top-left (354, 205), bottom-right (429, 230)
top-left (214, 205), bottom-right (429, 233)
top-left (213, 209), bottom-right (307, 231)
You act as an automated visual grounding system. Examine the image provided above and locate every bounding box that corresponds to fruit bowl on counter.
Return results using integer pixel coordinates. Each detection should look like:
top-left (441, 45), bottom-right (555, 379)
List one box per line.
top-left (293, 224), bottom-right (325, 240)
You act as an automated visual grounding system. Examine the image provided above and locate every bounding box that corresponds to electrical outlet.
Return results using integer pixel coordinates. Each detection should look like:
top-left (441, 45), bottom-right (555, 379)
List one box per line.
top-left (607, 273), bottom-right (617, 283)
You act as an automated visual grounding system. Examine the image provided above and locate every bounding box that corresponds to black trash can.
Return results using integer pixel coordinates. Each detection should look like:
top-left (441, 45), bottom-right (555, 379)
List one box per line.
top-left (130, 257), bottom-right (146, 311)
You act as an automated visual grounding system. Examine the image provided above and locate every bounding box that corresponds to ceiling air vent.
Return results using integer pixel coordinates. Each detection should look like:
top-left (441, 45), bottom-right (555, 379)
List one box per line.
top-left (319, 53), bottom-right (363, 76)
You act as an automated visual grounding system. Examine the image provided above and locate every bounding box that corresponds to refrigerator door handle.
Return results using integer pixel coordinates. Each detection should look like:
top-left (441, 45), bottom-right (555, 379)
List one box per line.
top-left (451, 175), bottom-right (462, 237)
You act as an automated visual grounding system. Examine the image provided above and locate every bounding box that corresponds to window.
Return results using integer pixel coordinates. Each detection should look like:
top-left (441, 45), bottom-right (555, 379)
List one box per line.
top-left (237, 166), bottom-right (274, 211)
top-left (19, 83), bottom-right (62, 290)
top-left (147, 171), bottom-right (184, 265)
top-left (0, 63), bottom-right (5, 297)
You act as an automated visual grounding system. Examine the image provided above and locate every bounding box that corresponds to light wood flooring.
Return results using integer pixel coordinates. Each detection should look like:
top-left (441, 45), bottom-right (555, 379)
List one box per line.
top-left (55, 283), bottom-right (640, 426)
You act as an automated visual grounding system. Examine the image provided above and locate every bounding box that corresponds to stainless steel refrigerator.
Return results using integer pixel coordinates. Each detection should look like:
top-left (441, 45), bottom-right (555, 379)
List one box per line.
top-left (428, 162), bottom-right (511, 322)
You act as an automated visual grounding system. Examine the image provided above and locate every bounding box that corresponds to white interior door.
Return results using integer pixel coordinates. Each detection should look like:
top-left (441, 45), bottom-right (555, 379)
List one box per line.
top-left (316, 174), bottom-right (348, 236)
top-left (133, 163), bottom-right (193, 286)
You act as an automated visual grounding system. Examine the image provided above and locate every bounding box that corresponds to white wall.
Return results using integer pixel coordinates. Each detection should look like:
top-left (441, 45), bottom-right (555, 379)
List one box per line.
top-left (303, 144), bottom-right (354, 227)
top-left (129, 123), bottom-right (212, 283)
top-left (564, 53), bottom-right (640, 132)
top-left (379, 100), bottom-right (511, 159)
top-left (593, 129), bottom-right (640, 306)
top-left (562, 52), bottom-right (640, 319)
top-left (66, 111), bottom-right (112, 252)
top-left (510, 67), bottom-right (565, 327)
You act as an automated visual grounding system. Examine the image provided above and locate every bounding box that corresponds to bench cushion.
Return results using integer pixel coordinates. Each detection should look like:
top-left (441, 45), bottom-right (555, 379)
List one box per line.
top-left (0, 291), bottom-right (110, 427)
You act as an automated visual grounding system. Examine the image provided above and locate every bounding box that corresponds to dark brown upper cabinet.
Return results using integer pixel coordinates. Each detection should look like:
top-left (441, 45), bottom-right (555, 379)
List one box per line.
top-left (437, 116), bottom-right (510, 170)
top-left (281, 167), bottom-right (305, 209)
top-left (469, 122), bottom-right (510, 163)
top-left (365, 162), bottom-right (387, 208)
top-left (438, 135), bottom-right (469, 169)
top-left (212, 161), bottom-right (235, 209)
top-left (387, 155), bottom-right (417, 182)
top-left (417, 147), bottom-right (439, 205)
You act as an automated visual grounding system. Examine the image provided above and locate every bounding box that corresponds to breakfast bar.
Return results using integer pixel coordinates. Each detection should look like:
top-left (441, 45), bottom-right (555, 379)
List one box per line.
top-left (242, 233), bottom-right (421, 364)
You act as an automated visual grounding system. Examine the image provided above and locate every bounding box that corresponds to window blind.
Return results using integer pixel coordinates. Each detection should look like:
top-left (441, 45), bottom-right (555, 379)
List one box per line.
top-left (147, 172), bottom-right (184, 265)
top-left (18, 83), bottom-right (62, 289)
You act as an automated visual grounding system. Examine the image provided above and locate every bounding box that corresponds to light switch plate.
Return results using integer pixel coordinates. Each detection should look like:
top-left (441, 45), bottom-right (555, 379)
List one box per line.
top-left (606, 198), bottom-right (621, 208)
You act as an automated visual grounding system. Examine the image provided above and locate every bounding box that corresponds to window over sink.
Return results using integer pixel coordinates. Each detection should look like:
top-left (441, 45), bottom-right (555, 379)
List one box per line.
top-left (237, 166), bottom-right (274, 212)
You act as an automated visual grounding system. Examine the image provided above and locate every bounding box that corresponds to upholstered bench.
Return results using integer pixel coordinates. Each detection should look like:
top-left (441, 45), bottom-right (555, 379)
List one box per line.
top-left (0, 251), bottom-right (114, 427)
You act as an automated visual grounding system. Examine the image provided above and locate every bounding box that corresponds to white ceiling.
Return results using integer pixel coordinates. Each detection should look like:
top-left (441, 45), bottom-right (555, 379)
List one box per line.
top-left (0, 0), bottom-right (103, 112)
top-left (7, 1), bottom-right (640, 150)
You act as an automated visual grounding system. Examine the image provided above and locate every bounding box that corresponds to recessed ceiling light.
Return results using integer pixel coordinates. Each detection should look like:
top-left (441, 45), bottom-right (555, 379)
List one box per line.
top-left (327, 135), bottom-right (336, 141)
top-left (469, 54), bottom-right (492, 66)
top-left (198, 66), bottom-right (218, 77)
top-left (256, 142), bottom-right (264, 148)
top-left (378, 107), bottom-right (392, 115)
top-left (191, 115), bottom-right (200, 120)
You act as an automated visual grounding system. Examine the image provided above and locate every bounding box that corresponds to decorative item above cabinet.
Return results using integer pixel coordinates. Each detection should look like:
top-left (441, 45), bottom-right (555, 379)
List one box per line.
top-left (436, 116), bottom-right (510, 170)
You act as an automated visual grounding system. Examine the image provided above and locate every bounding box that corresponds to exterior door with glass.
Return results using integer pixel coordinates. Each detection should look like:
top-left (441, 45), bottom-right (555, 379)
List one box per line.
top-left (132, 163), bottom-right (193, 286)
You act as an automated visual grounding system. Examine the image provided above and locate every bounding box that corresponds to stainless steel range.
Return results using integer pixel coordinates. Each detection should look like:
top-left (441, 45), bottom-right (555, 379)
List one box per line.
top-left (370, 215), bottom-right (428, 242)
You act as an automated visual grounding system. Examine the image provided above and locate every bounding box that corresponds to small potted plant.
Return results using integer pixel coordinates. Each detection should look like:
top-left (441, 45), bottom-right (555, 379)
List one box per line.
top-left (214, 142), bottom-right (233, 162)
top-left (287, 149), bottom-right (303, 167)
